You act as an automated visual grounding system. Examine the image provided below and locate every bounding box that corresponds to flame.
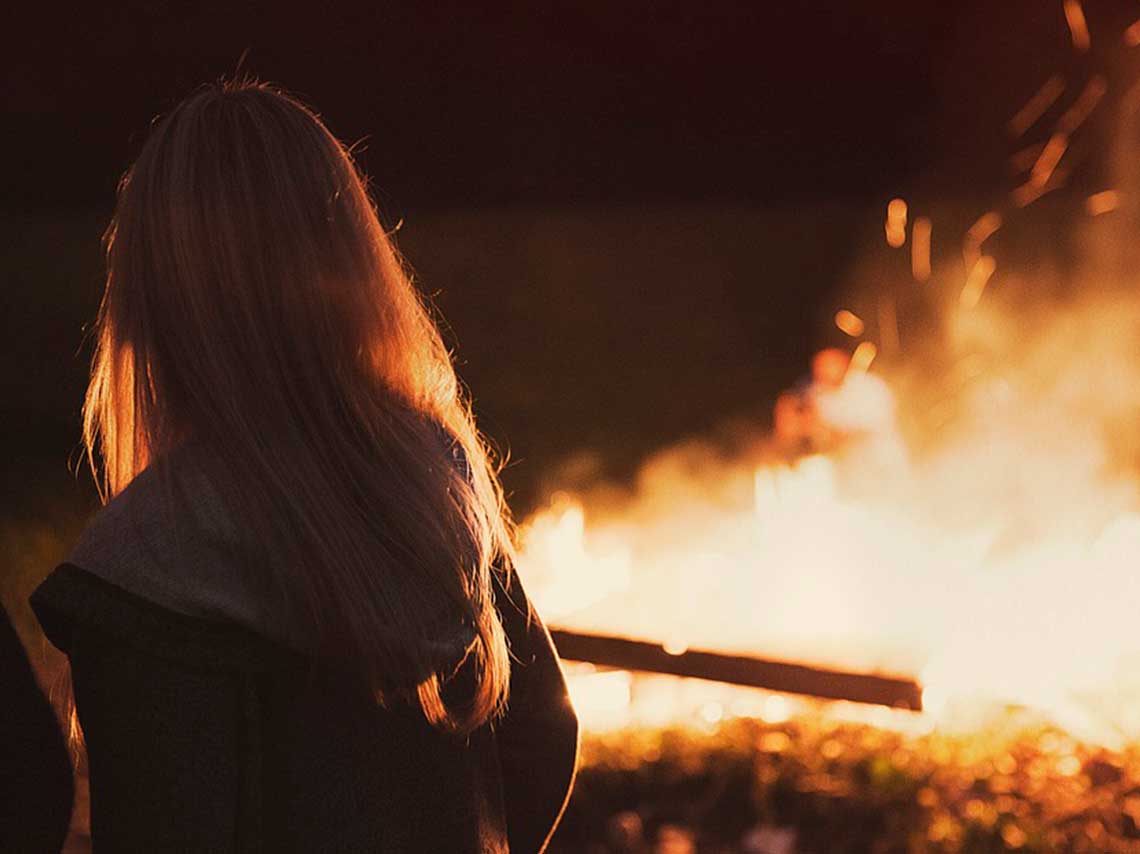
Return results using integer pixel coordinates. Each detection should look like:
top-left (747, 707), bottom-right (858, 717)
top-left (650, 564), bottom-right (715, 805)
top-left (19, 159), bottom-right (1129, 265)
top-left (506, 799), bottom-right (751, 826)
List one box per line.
top-left (514, 14), bottom-right (1140, 749)
top-left (518, 289), bottom-right (1140, 746)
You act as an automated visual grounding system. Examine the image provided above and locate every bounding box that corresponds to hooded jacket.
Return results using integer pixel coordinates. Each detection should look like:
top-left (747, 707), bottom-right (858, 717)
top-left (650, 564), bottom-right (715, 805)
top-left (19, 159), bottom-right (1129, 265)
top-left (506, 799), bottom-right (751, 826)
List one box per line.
top-left (30, 444), bottom-right (578, 853)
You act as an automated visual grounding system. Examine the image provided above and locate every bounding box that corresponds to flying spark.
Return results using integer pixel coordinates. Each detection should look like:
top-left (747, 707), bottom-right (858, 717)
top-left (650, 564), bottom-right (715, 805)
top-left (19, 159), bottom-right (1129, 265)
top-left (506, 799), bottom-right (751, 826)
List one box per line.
top-left (1063, 0), bottom-right (1091, 52)
top-left (1085, 190), bottom-right (1121, 215)
top-left (960, 256), bottom-right (997, 309)
top-left (1030, 133), bottom-right (1069, 186)
top-left (848, 341), bottom-right (878, 374)
top-left (1012, 166), bottom-right (1070, 207)
top-left (885, 198), bottom-right (908, 248)
top-left (963, 212), bottom-right (1002, 266)
top-left (835, 310), bottom-right (866, 338)
top-left (1007, 75), bottom-right (1066, 137)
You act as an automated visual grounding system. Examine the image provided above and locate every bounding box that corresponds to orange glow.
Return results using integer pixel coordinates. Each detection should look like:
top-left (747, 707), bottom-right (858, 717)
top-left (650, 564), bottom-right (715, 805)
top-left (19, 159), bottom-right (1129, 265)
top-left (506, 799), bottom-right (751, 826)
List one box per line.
top-left (847, 340), bottom-right (878, 374)
top-left (911, 216), bottom-right (932, 281)
top-left (835, 309), bottom-right (865, 338)
top-left (1011, 182), bottom-right (1043, 208)
top-left (520, 287), bottom-right (1140, 741)
top-left (1012, 171), bottom-right (1067, 208)
top-left (515, 17), bottom-right (1140, 750)
top-left (1085, 190), bottom-right (1121, 216)
top-left (959, 255), bottom-right (996, 309)
top-left (885, 198), bottom-right (907, 248)
top-left (1125, 20), bottom-right (1140, 47)
top-left (962, 212), bottom-right (1002, 266)
top-left (1030, 133), bottom-right (1069, 186)
top-left (1007, 74), bottom-right (1066, 137)
top-left (1063, 0), bottom-right (1091, 52)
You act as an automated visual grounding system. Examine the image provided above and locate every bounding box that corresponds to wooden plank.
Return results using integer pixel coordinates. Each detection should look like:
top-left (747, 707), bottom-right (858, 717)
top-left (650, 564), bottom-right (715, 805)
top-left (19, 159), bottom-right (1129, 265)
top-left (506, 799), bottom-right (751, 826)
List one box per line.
top-left (549, 628), bottom-right (923, 711)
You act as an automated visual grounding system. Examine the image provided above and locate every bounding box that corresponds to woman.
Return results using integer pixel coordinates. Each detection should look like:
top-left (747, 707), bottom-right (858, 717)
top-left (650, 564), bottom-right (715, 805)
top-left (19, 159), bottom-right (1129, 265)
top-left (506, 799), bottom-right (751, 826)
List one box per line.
top-left (31, 79), bottom-right (578, 853)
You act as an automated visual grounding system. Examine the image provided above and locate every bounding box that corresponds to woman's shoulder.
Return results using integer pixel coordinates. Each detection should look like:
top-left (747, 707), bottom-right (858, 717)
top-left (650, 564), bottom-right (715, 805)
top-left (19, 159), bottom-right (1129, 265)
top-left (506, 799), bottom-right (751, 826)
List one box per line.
top-left (30, 562), bottom-right (300, 673)
top-left (42, 443), bottom-right (302, 657)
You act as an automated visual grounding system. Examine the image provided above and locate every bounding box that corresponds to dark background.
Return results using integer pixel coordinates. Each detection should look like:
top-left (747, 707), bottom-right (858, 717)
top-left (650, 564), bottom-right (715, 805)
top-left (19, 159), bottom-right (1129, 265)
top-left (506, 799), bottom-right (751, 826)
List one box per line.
top-left (4, 0), bottom-right (1136, 518)
top-left (4, 5), bottom-right (1139, 848)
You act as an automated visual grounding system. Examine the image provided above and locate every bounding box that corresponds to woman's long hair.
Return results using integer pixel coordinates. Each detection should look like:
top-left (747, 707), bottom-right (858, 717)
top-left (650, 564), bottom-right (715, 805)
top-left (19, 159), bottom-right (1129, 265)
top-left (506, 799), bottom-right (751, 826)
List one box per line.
top-left (83, 79), bottom-right (515, 733)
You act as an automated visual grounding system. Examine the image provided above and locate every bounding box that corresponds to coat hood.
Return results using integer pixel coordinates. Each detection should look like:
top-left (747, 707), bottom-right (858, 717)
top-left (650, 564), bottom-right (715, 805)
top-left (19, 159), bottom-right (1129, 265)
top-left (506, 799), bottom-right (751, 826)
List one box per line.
top-left (66, 440), bottom-right (476, 670)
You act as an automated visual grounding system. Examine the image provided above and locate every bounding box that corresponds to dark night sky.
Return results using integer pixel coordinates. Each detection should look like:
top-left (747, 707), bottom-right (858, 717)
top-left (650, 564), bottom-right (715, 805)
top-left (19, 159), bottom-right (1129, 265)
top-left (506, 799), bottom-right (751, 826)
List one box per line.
top-left (8, 0), bottom-right (1126, 212)
top-left (4, 0), bottom-right (1139, 510)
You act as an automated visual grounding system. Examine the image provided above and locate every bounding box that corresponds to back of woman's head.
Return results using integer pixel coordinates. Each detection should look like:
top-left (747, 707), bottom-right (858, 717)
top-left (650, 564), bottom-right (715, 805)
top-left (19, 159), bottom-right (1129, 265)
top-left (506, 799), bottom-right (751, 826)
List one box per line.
top-left (85, 78), bottom-right (514, 732)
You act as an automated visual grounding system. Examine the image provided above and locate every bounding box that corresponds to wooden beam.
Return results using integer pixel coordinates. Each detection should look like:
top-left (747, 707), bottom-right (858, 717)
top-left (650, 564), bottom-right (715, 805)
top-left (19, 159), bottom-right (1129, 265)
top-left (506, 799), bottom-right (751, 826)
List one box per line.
top-left (549, 628), bottom-right (923, 711)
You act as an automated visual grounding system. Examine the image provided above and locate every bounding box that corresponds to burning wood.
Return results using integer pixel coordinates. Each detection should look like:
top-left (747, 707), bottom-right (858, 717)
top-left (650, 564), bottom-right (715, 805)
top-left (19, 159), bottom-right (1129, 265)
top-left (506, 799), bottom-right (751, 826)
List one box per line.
top-left (549, 628), bottom-right (923, 711)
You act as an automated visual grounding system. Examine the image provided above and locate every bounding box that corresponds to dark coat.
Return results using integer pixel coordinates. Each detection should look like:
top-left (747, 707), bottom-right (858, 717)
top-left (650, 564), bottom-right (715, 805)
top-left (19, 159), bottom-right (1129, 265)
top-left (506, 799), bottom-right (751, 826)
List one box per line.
top-left (32, 563), bottom-right (578, 854)
top-left (29, 448), bottom-right (578, 853)
top-left (0, 603), bottom-right (74, 853)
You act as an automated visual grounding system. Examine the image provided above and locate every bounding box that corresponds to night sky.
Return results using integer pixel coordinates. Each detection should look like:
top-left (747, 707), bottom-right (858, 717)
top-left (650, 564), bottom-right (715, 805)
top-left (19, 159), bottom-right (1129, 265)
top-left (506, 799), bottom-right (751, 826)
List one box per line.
top-left (11, 0), bottom-right (1125, 210)
top-left (5, 0), bottom-right (1137, 511)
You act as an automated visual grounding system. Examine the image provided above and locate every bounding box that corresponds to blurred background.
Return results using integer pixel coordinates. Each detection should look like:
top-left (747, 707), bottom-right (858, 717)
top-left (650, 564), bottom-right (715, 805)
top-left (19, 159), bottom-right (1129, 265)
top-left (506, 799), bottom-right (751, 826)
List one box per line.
top-left (8, 2), bottom-right (1140, 851)
top-left (7, 0), bottom-right (1112, 514)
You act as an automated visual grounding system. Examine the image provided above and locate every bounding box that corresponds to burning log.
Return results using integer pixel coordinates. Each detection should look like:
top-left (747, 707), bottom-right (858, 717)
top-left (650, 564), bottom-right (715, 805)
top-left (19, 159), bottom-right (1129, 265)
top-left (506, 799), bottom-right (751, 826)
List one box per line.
top-left (549, 628), bottom-right (923, 711)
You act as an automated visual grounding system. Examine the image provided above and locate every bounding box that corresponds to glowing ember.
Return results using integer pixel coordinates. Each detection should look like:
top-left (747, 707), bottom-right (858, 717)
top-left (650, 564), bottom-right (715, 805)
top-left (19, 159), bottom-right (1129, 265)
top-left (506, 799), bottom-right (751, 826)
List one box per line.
top-left (884, 198), bottom-right (907, 248)
top-left (962, 211), bottom-right (1001, 267)
top-left (1029, 132), bottom-right (1068, 187)
top-left (834, 309), bottom-right (865, 338)
top-left (1008, 75), bottom-right (1066, 137)
top-left (1063, 0), bottom-right (1090, 53)
top-left (1126, 20), bottom-right (1140, 48)
top-left (1085, 189), bottom-right (1121, 216)
top-left (847, 341), bottom-right (877, 375)
top-left (959, 255), bottom-right (997, 309)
